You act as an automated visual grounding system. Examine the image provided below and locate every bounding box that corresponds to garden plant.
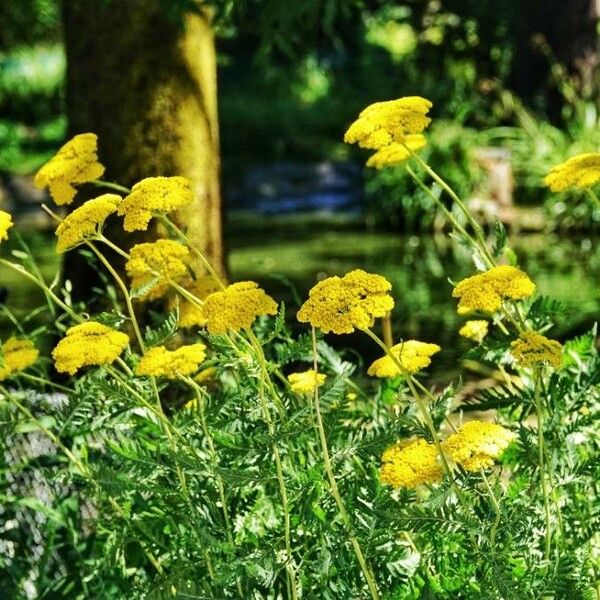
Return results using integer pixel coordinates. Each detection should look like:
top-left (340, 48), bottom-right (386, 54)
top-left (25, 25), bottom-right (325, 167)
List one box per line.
top-left (0, 97), bottom-right (599, 599)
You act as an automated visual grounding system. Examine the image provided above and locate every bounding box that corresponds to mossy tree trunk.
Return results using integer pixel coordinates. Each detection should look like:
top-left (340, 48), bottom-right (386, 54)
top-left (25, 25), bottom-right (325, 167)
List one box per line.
top-left (62, 0), bottom-right (225, 296)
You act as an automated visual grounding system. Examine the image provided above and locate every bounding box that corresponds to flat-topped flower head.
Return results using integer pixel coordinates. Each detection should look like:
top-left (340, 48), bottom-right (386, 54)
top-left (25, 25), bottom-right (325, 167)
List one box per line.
top-left (442, 421), bottom-right (516, 472)
top-left (297, 269), bottom-right (394, 334)
top-left (34, 133), bottom-right (105, 205)
top-left (287, 369), bottom-right (326, 394)
top-left (452, 265), bottom-right (535, 315)
top-left (135, 343), bottom-right (206, 379)
top-left (52, 321), bottom-right (129, 375)
top-left (117, 176), bottom-right (194, 232)
top-left (366, 135), bottom-right (427, 169)
top-left (126, 239), bottom-right (190, 301)
top-left (380, 438), bottom-right (443, 488)
top-left (0, 338), bottom-right (39, 381)
top-left (344, 96), bottom-right (432, 150)
top-left (511, 331), bottom-right (562, 370)
top-left (202, 281), bottom-right (278, 334)
top-left (368, 340), bottom-right (441, 377)
top-left (168, 276), bottom-right (222, 329)
top-left (0, 211), bottom-right (13, 242)
top-left (55, 194), bottom-right (121, 252)
top-left (544, 152), bottom-right (600, 192)
top-left (459, 320), bottom-right (489, 343)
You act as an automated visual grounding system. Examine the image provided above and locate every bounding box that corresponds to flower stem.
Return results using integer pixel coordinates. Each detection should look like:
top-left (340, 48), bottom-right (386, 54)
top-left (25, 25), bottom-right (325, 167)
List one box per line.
top-left (91, 179), bottom-right (132, 194)
top-left (480, 470), bottom-right (502, 551)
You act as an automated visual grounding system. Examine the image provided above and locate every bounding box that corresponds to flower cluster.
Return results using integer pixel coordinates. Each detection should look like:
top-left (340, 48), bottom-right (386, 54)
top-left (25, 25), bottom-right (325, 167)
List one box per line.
top-left (52, 322), bottom-right (129, 374)
top-left (34, 133), bottom-right (105, 205)
top-left (287, 369), bottom-right (326, 394)
top-left (442, 421), bottom-right (516, 472)
top-left (0, 338), bottom-right (39, 381)
top-left (368, 340), bottom-right (441, 377)
top-left (56, 194), bottom-right (121, 252)
top-left (380, 438), bottom-right (443, 488)
top-left (117, 176), bottom-right (194, 232)
top-left (297, 269), bottom-right (394, 334)
top-left (0, 210), bottom-right (13, 242)
top-left (452, 265), bottom-right (535, 314)
top-left (365, 135), bottom-right (427, 169)
top-left (544, 152), bottom-right (600, 192)
top-left (169, 276), bottom-right (222, 329)
top-left (126, 240), bottom-right (190, 300)
top-left (202, 281), bottom-right (278, 334)
top-left (511, 331), bottom-right (563, 370)
top-left (459, 320), bottom-right (489, 343)
top-left (135, 343), bottom-right (206, 379)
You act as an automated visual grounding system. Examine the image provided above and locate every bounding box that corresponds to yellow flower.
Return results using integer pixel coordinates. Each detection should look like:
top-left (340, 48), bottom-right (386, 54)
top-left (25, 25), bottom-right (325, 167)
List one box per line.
top-left (442, 421), bottom-right (516, 472)
top-left (168, 276), bottom-right (222, 329)
top-left (126, 239), bottom-right (190, 301)
top-left (52, 321), bottom-right (129, 375)
top-left (55, 194), bottom-right (121, 252)
top-left (346, 391), bottom-right (357, 401)
top-left (135, 343), bottom-right (206, 379)
top-left (366, 135), bottom-right (427, 169)
top-left (0, 338), bottom-right (39, 381)
top-left (287, 369), bottom-right (326, 394)
top-left (459, 320), bottom-right (489, 343)
top-left (543, 152), bottom-right (600, 192)
top-left (344, 96), bottom-right (432, 149)
top-left (117, 176), bottom-right (194, 232)
top-left (380, 438), bottom-right (443, 488)
top-left (202, 281), bottom-right (278, 334)
top-left (511, 331), bottom-right (562, 370)
top-left (297, 269), bottom-right (394, 334)
top-left (0, 211), bottom-right (13, 242)
top-left (452, 265), bottom-right (535, 315)
top-left (34, 133), bottom-right (105, 205)
top-left (368, 340), bottom-right (441, 377)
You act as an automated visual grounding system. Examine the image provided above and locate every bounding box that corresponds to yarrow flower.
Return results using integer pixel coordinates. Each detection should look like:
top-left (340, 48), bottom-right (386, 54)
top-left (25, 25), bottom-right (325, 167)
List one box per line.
top-left (442, 421), bottom-right (516, 472)
top-left (344, 96), bottom-right (432, 150)
top-left (34, 133), bottom-right (105, 205)
top-left (202, 281), bottom-right (278, 334)
top-left (459, 320), bottom-right (489, 343)
top-left (368, 340), bottom-right (441, 377)
top-left (52, 321), bottom-right (129, 375)
top-left (55, 194), bottom-right (121, 252)
top-left (297, 269), bottom-right (394, 334)
top-left (135, 343), bottom-right (206, 379)
top-left (0, 338), bottom-right (39, 381)
top-left (287, 369), bottom-right (326, 394)
top-left (117, 176), bottom-right (194, 232)
top-left (511, 331), bottom-right (562, 370)
top-left (366, 135), bottom-right (427, 169)
top-left (168, 276), bottom-right (222, 329)
top-left (380, 438), bottom-right (443, 488)
top-left (126, 239), bottom-right (190, 300)
top-left (452, 265), bottom-right (535, 315)
top-left (0, 210), bottom-right (13, 242)
top-left (543, 152), bottom-right (600, 192)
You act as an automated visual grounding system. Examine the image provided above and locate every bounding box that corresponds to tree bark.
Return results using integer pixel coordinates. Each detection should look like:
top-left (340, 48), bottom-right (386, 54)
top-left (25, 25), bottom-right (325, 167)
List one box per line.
top-left (62, 0), bottom-right (225, 297)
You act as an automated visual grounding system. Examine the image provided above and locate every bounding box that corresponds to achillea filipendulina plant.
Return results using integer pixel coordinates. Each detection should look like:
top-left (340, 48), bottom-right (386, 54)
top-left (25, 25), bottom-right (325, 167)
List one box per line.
top-left (0, 210), bottom-right (13, 242)
top-left (0, 338), bottom-right (39, 380)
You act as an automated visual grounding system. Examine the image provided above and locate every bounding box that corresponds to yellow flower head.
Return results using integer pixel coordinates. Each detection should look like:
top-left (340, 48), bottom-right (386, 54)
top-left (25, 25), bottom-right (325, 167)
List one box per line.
top-left (55, 194), bottom-right (121, 253)
top-left (34, 133), bottom-right (105, 205)
top-left (511, 331), bottom-right (562, 370)
top-left (52, 321), bottom-right (129, 375)
top-left (117, 176), bottom-right (194, 232)
top-left (0, 338), bottom-right (39, 381)
top-left (380, 438), bottom-right (443, 488)
top-left (366, 135), bottom-right (427, 169)
top-left (344, 96), bottom-right (433, 149)
top-left (135, 343), bottom-right (206, 379)
top-left (0, 211), bottom-right (13, 242)
top-left (287, 369), bottom-right (326, 394)
top-left (297, 269), bottom-right (394, 334)
top-left (126, 239), bottom-right (190, 301)
top-left (442, 421), bottom-right (516, 472)
top-left (543, 152), bottom-right (600, 192)
top-left (459, 320), bottom-right (489, 343)
top-left (368, 340), bottom-right (441, 377)
top-left (168, 276), bottom-right (222, 329)
top-left (202, 281), bottom-right (278, 334)
top-left (452, 265), bottom-right (535, 315)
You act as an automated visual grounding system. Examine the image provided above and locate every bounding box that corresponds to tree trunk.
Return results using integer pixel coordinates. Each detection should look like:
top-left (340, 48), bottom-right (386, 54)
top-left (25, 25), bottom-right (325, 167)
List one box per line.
top-left (62, 0), bottom-right (225, 298)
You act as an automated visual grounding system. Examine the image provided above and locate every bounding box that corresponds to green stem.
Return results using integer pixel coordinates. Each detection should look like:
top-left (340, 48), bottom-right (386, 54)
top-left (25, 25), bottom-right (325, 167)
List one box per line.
top-left (480, 470), bottom-right (501, 551)
top-left (18, 372), bottom-right (74, 394)
top-left (91, 179), bottom-right (132, 195)
top-left (585, 188), bottom-right (600, 212)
